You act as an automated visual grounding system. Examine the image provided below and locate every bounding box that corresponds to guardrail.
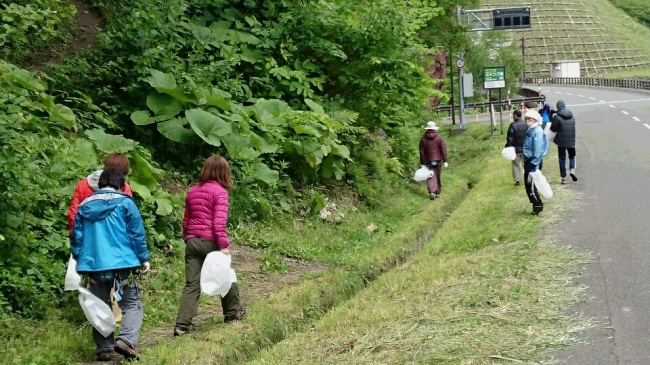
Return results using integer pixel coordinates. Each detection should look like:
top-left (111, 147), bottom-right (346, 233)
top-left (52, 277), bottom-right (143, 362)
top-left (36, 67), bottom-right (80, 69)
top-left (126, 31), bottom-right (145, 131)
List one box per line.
top-left (435, 95), bottom-right (546, 113)
top-left (436, 76), bottom-right (650, 114)
top-left (520, 77), bottom-right (650, 90)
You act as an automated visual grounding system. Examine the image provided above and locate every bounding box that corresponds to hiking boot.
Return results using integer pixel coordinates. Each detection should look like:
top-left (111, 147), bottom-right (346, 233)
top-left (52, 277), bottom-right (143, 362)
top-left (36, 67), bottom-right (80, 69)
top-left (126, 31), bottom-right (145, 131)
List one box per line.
top-left (173, 323), bottom-right (194, 337)
top-left (114, 339), bottom-right (139, 361)
top-left (531, 205), bottom-right (544, 215)
top-left (514, 181), bottom-right (520, 186)
top-left (570, 171), bottom-right (578, 181)
top-left (429, 193), bottom-right (436, 201)
top-left (97, 350), bottom-right (112, 362)
top-left (561, 178), bottom-right (567, 185)
top-left (224, 307), bottom-right (247, 323)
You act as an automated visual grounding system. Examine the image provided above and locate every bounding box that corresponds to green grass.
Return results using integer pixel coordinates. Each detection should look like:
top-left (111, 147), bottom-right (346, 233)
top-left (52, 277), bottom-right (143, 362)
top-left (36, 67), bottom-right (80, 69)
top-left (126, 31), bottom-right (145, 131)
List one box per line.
top-left (2, 126), bottom-right (591, 364)
top-left (243, 144), bottom-right (593, 364)
top-left (0, 124), bottom-right (496, 365)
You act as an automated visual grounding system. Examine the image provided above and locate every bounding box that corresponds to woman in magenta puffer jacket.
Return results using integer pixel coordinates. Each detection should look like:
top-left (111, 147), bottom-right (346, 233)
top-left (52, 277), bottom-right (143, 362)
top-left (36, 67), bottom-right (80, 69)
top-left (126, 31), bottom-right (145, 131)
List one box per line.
top-left (174, 156), bottom-right (246, 336)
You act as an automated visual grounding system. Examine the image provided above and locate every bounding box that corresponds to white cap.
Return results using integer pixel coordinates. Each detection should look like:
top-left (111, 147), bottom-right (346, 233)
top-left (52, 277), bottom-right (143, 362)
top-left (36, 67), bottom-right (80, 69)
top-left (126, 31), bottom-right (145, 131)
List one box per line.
top-left (524, 109), bottom-right (541, 124)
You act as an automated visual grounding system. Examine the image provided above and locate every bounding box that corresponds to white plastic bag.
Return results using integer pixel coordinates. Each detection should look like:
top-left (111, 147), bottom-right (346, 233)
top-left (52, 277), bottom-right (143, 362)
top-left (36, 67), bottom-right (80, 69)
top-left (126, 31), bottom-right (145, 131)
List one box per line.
top-left (64, 255), bottom-right (82, 291)
top-left (413, 165), bottom-right (433, 182)
top-left (201, 251), bottom-right (234, 297)
top-left (501, 147), bottom-right (516, 161)
top-left (531, 170), bottom-right (553, 199)
top-left (544, 127), bottom-right (556, 144)
top-left (79, 288), bottom-right (117, 337)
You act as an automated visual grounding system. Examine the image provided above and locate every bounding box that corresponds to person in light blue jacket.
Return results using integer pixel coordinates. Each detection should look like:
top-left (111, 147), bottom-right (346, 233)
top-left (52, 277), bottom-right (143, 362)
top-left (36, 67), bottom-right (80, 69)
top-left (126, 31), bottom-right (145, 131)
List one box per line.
top-left (522, 109), bottom-right (549, 215)
top-left (71, 168), bottom-right (150, 362)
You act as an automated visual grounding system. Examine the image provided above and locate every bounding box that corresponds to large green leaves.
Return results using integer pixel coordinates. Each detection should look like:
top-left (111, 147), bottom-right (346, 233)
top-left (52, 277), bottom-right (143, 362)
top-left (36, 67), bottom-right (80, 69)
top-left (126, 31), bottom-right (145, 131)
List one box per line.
top-left (185, 109), bottom-right (232, 146)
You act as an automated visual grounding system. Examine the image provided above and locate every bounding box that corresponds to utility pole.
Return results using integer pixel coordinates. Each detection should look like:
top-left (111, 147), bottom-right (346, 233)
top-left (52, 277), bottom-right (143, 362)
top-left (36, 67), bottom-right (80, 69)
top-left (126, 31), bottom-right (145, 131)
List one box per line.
top-left (449, 50), bottom-right (456, 124)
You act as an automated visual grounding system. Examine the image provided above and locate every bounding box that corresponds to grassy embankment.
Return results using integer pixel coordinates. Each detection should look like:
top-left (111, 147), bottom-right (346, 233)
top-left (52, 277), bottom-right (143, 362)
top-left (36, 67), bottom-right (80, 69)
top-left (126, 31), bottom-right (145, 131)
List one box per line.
top-left (245, 143), bottom-right (594, 364)
top-left (3, 124), bottom-right (591, 364)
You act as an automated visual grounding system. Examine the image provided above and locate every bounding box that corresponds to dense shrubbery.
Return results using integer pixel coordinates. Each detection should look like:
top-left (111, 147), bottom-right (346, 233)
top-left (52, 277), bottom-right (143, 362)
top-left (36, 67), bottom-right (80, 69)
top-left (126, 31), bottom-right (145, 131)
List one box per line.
top-left (611, 0), bottom-right (650, 27)
top-left (0, 0), bottom-right (76, 63)
top-left (0, 62), bottom-right (176, 318)
top-left (1, 0), bottom-right (510, 318)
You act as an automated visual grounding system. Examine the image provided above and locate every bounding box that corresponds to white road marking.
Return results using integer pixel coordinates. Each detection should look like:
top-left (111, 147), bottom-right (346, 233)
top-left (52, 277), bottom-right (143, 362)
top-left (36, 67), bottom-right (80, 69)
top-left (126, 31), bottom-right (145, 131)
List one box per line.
top-left (570, 98), bottom-right (650, 107)
top-left (634, 117), bottom-right (641, 122)
top-left (609, 105), bottom-right (616, 108)
top-left (599, 100), bottom-right (607, 103)
top-left (589, 97), bottom-right (596, 100)
top-left (577, 95), bottom-right (585, 97)
top-left (622, 111), bottom-right (629, 115)
top-left (644, 123), bottom-right (650, 130)
top-left (566, 93), bottom-right (574, 96)
top-left (555, 91), bottom-right (562, 94)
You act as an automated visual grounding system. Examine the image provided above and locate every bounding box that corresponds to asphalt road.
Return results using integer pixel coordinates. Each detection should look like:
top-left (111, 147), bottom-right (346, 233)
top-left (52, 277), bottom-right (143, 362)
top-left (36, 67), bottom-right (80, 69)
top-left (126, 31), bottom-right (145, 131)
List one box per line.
top-left (535, 85), bottom-right (650, 364)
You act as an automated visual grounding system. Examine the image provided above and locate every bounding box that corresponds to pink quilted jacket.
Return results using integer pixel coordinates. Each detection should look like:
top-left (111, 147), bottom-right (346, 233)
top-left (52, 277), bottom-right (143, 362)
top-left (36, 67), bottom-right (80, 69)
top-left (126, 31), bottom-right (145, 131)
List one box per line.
top-left (182, 181), bottom-right (230, 249)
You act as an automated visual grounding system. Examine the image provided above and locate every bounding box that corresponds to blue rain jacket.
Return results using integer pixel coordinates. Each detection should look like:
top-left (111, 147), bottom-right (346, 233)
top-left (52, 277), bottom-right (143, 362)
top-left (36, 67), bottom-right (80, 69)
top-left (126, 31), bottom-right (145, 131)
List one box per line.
top-left (523, 124), bottom-right (548, 167)
top-left (71, 189), bottom-right (149, 272)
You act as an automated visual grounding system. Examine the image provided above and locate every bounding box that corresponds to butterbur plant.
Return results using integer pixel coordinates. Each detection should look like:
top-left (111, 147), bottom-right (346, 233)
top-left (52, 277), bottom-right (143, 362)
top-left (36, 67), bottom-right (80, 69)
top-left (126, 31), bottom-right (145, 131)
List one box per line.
top-left (131, 70), bottom-right (356, 185)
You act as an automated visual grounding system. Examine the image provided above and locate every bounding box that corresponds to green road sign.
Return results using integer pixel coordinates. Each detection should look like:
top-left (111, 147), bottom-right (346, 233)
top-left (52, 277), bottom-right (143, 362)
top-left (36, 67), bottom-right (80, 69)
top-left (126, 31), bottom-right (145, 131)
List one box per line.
top-left (484, 66), bottom-right (505, 89)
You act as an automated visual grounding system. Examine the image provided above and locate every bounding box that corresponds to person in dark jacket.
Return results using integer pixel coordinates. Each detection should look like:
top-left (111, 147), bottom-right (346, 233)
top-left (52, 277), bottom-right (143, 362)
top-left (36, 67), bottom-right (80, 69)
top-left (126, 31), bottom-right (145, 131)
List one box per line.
top-left (505, 109), bottom-right (527, 186)
top-left (419, 121), bottom-right (448, 200)
top-left (549, 100), bottom-right (577, 184)
top-left (71, 168), bottom-right (150, 362)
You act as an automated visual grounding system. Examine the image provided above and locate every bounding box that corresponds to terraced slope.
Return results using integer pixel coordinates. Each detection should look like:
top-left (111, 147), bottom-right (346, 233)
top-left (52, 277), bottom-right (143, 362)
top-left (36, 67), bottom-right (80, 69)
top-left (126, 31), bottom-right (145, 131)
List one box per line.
top-left (479, 0), bottom-right (650, 77)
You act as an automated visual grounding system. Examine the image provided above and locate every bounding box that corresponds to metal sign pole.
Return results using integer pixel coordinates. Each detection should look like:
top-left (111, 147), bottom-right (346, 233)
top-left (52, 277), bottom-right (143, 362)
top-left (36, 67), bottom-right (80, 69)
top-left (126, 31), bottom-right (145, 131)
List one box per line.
top-left (458, 51), bottom-right (466, 129)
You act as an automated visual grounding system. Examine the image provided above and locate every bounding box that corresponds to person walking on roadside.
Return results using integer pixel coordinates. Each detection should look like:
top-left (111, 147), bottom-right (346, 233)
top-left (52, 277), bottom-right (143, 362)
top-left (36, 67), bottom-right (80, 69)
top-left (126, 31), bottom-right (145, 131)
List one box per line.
top-left (68, 153), bottom-right (133, 233)
top-left (71, 169), bottom-right (150, 362)
top-left (174, 155), bottom-right (246, 336)
top-left (549, 100), bottom-right (578, 184)
top-left (523, 110), bottom-right (549, 215)
top-left (419, 121), bottom-right (448, 200)
top-left (539, 103), bottom-right (552, 130)
top-left (505, 109), bottom-right (527, 186)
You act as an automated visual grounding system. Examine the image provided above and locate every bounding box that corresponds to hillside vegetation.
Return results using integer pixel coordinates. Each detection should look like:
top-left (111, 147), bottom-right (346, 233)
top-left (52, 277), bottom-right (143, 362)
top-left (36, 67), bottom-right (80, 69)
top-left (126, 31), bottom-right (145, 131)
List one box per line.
top-left (481, 0), bottom-right (650, 77)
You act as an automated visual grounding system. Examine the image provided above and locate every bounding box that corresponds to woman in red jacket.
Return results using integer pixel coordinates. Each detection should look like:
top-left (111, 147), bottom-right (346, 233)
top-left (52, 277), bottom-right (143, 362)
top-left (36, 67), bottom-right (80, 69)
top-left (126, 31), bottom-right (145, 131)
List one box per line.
top-left (174, 155), bottom-right (246, 336)
top-left (67, 153), bottom-right (133, 233)
top-left (419, 121), bottom-right (448, 200)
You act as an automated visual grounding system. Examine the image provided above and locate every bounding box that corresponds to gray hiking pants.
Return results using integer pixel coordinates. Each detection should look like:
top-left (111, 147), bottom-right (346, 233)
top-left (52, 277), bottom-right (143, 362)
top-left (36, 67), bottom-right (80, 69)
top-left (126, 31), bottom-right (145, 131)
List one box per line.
top-left (88, 270), bottom-right (143, 354)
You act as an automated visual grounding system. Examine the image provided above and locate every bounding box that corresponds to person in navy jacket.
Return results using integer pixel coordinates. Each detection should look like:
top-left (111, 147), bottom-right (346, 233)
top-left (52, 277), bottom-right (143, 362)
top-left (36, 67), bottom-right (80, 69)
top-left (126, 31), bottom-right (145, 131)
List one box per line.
top-left (71, 168), bottom-right (150, 361)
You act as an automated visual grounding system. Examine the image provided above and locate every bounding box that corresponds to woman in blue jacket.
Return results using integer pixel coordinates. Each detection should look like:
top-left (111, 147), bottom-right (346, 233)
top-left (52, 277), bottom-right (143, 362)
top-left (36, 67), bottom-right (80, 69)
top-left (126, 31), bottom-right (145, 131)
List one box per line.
top-left (71, 168), bottom-right (150, 362)
top-left (523, 109), bottom-right (548, 215)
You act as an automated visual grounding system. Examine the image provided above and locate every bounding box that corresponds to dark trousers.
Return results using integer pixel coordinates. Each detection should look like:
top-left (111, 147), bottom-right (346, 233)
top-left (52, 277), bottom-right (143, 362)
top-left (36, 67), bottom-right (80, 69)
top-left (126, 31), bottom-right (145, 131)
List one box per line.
top-left (426, 163), bottom-right (442, 195)
top-left (558, 146), bottom-right (576, 178)
top-left (176, 237), bottom-right (241, 325)
top-left (524, 160), bottom-right (543, 207)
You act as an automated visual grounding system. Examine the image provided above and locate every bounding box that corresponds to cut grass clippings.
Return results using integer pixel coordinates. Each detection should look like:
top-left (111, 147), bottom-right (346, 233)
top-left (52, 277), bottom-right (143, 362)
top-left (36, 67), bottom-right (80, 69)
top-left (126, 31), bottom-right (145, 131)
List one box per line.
top-left (244, 154), bottom-right (593, 364)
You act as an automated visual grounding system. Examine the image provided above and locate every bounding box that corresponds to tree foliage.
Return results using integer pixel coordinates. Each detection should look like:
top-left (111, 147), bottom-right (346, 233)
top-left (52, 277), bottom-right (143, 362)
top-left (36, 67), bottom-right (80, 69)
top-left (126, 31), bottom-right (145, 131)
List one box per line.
top-left (0, 62), bottom-right (174, 318)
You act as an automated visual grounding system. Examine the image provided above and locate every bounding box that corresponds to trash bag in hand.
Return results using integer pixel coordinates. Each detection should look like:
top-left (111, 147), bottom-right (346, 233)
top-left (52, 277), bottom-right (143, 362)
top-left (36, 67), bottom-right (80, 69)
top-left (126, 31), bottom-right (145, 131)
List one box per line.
top-left (501, 147), bottom-right (516, 161)
top-left (79, 288), bottom-right (117, 337)
top-left (200, 251), bottom-right (235, 297)
top-left (413, 166), bottom-right (433, 182)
